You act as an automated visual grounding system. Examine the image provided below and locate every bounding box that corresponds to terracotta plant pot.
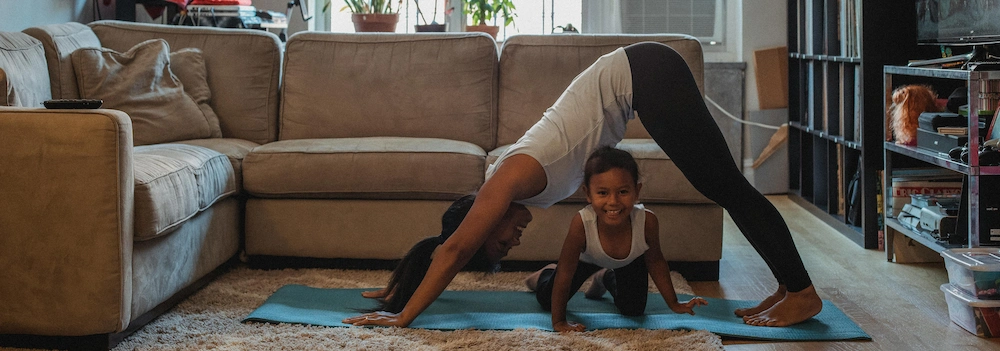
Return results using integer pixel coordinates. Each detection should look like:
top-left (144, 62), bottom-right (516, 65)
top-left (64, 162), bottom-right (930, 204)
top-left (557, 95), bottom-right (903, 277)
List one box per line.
top-left (465, 24), bottom-right (499, 39)
top-left (415, 23), bottom-right (447, 32)
top-left (352, 13), bottom-right (399, 32)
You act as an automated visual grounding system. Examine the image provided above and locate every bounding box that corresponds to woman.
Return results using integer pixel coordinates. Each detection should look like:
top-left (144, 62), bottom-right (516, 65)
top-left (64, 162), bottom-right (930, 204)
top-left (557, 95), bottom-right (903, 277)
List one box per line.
top-left (344, 42), bottom-right (822, 328)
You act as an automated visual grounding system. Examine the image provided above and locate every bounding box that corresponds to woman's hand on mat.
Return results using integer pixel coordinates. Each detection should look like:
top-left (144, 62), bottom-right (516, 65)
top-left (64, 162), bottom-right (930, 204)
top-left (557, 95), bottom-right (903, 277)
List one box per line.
top-left (669, 297), bottom-right (709, 315)
top-left (343, 311), bottom-right (408, 327)
top-left (553, 320), bottom-right (586, 332)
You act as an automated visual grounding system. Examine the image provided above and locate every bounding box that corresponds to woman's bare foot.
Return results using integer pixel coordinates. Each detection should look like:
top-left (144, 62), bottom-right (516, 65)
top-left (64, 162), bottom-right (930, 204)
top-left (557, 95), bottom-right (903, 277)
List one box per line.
top-left (524, 263), bottom-right (557, 291)
top-left (584, 269), bottom-right (608, 299)
top-left (743, 285), bottom-right (823, 327)
top-left (734, 285), bottom-right (787, 317)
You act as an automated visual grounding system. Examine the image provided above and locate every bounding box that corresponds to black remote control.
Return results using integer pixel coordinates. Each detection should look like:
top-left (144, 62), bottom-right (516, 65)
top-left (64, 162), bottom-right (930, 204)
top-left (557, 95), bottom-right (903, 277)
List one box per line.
top-left (43, 99), bottom-right (103, 109)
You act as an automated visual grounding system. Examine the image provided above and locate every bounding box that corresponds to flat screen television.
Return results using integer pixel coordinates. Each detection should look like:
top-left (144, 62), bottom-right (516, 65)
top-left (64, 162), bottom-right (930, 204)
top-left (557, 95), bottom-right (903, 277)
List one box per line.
top-left (913, 0), bottom-right (1000, 66)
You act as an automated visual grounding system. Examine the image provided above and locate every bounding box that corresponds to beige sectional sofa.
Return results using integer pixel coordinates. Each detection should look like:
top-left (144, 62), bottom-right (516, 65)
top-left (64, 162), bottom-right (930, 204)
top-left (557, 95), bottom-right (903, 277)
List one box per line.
top-left (0, 21), bottom-right (721, 348)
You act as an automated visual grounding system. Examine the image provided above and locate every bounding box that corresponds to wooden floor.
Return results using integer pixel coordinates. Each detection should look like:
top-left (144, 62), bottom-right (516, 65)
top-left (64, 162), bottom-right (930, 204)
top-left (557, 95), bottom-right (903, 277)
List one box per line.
top-left (690, 196), bottom-right (1000, 351)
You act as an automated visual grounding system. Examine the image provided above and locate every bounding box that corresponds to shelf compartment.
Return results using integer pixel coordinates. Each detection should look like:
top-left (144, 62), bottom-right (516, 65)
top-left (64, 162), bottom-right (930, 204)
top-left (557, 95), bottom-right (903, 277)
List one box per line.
top-left (883, 142), bottom-right (1000, 175)
top-left (790, 121), bottom-right (861, 149)
top-left (789, 53), bottom-right (861, 63)
top-left (884, 217), bottom-right (965, 261)
top-left (884, 66), bottom-right (1000, 81)
top-left (884, 142), bottom-right (971, 174)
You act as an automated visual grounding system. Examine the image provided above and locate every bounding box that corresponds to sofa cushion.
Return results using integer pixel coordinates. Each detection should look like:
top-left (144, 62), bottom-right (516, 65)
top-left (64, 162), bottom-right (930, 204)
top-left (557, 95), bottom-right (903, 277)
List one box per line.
top-left (0, 32), bottom-right (51, 107)
top-left (71, 39), bottom-right (214, 146)
top-left (488, 140), bottom-right (711, 204)
top-left (497, 35), bottom-right (704, 146)
top-left (168, 48), bottom-right (222, 138)
top-left (22, 22), bottom-right (102, 100)
top-left (279, 32), bottom-right (498, 150)
top-left (89, 20), bottom-right (283, 145)
top-left (175, 138), bottom-right (260, 193)
top-left (133, 144), bottom-right (236, 240)
top-left (243, 137), bottom-right (485, 200)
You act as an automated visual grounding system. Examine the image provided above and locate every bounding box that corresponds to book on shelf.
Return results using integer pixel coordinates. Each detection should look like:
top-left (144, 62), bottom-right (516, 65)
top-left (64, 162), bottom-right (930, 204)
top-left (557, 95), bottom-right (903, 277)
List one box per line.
top-left (824, 0), bottom-right (840, 56)
top-left (853, 67), bottom-right (862, 142)
top-left (807, 62), bottom-right (817, 128)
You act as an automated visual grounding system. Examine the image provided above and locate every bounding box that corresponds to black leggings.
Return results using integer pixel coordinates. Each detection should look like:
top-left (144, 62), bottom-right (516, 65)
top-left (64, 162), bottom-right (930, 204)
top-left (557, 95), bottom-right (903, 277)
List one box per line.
top-left (535, 255), bottom-right (649, 316)
top-left (623, 42), bottom-right (812, 292)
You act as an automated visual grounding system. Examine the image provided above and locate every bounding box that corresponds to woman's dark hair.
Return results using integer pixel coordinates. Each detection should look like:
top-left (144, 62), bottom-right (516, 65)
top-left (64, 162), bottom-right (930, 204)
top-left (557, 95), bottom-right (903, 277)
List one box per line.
top-left (583, 146), bottom-right (640, 187)
top-left (374, 194), bottom-right (499, 313)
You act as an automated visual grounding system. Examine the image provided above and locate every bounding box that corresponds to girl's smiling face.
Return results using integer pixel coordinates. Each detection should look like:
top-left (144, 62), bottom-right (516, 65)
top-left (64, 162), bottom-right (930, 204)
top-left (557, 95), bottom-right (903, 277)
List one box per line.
top-left (584, 167), bottom-right (641, 227)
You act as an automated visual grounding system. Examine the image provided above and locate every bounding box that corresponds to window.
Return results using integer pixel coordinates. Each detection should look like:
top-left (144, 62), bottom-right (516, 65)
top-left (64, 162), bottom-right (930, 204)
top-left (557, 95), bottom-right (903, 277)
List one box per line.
top-left (324, 0), bottom-right (726, 46)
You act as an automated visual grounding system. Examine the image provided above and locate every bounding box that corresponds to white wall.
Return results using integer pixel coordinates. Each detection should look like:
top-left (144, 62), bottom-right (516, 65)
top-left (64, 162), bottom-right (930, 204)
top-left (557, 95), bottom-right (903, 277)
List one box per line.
top-left (0, 0), bottom-right (106, 32)
top-left (741, 0), bottom-right (787, 113)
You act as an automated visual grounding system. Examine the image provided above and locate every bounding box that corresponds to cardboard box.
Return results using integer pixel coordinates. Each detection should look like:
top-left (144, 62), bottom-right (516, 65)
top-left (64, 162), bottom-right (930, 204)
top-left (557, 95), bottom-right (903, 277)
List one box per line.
top-left (753, 46), bottom-right (789, 110)
top-left (891, 230), bottom-right (944, 263)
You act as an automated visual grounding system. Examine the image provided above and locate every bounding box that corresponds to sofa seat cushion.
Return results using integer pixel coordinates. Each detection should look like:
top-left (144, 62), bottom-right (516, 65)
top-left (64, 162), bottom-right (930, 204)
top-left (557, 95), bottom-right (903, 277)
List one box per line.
top-left (243, 137), bottom-right (486, 200)
top-left (133, 144), bottom-right (236, 240)
top-left (175, 138), bottom-right (260, 193)
top-left (488, 139), bottom-right (711, 204)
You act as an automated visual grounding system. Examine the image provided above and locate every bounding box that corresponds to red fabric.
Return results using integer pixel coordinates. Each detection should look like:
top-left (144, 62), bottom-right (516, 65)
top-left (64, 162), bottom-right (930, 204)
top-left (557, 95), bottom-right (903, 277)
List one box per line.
top-left (143, 0), bottom-right (190, 20)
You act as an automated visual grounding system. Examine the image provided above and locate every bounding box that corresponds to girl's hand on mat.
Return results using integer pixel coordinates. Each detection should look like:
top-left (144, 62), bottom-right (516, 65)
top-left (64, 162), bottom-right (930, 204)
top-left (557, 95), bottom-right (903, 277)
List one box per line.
top-left (343, 311), bottom-right (407, 327)
top-left (670, 297), bottom-right (709, 315)
top-left (553, 320), bottom-right (586, 332)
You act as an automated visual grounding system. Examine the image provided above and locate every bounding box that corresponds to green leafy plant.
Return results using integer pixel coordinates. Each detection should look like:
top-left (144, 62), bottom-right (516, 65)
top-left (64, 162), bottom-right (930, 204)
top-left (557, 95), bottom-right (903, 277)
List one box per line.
top-left (464, 0), bottom-right (515, 27)
top-left (327, 0), bottom-right (401, 14)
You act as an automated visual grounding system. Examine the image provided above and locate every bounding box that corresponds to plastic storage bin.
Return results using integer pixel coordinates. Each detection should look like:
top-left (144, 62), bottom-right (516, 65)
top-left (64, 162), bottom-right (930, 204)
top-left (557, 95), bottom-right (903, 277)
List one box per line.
top-left (941, 248), bottom-right (1000, 300)
top-left (941, 284), bottom-right (1000, 337)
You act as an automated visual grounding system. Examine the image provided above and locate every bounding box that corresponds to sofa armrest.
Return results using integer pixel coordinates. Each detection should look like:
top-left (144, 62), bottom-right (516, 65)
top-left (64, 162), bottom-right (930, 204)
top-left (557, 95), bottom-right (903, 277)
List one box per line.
top-left (0, 108), bottom-right (134, 335)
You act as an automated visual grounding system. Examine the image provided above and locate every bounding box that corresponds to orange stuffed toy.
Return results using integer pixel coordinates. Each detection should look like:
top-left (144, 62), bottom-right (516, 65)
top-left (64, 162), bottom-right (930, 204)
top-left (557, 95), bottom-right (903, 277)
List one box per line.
top-left (887, 84), bottom-right (941, 146)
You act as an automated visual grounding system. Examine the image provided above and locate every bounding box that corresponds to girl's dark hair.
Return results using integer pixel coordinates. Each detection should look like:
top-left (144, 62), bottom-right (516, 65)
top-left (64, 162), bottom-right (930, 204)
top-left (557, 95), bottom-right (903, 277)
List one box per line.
top-left (583, 146), bottom-right (640, 187)
top-left (374, 194), bottom-right (498, 313)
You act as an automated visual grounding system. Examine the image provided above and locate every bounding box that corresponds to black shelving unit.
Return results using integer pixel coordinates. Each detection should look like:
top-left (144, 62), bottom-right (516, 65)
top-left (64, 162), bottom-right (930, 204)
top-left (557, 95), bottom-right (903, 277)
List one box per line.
top-left (787, 0), bottom-right (938, 248)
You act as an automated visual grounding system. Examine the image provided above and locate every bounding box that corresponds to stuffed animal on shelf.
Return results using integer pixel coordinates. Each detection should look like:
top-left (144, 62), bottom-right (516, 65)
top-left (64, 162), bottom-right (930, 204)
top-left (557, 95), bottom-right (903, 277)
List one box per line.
top-left (887, 84), bottom-right (940, 146)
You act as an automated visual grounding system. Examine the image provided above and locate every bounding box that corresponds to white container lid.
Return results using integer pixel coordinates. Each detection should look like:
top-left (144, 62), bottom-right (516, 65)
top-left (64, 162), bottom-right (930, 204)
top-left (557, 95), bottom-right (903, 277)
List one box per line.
top-left (942, 284), bottom-right (1000, 307)
top-left (940, 248), bottom-right (1000, 271)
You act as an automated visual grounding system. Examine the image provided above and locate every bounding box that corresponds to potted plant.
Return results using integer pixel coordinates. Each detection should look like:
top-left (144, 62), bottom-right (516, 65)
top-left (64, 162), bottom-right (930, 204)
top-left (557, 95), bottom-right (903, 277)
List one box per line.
top-left (338, 0), bottom-right (402, 32)
top-left (413, 0), bottom-right (449, 32)
top-left (464, 0), bottom-right (515, 39)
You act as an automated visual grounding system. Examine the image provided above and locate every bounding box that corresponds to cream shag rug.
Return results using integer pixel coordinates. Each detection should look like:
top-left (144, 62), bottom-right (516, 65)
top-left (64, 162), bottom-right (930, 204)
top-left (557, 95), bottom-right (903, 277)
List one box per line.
top-left (108, 266), bottom-right (722, 351)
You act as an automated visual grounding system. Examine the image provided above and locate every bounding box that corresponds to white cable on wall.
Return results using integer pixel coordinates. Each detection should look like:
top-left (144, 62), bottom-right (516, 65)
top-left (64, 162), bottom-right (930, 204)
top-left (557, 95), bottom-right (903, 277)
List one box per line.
top-left (704, 95), bottom-right (783, 130)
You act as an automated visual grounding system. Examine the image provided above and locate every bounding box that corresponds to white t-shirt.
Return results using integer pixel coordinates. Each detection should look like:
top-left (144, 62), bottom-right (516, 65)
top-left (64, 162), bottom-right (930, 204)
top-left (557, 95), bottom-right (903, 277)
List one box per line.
top-left (485, 47), bottom-right (634, 208)
top-left (578, 204), bottom-right (650, 269)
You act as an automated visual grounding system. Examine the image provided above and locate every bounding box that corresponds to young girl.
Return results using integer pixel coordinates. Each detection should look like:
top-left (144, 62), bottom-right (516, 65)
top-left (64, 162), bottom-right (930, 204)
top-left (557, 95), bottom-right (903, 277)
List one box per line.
top-left (524, 146), bottom-right (707, 332)
top-left (345, 42), bottom-right (822, 329)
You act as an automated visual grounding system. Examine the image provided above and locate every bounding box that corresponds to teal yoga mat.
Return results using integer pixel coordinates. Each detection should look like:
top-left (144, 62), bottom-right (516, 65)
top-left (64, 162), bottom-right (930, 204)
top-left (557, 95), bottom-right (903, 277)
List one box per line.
top-left (244, 285), bottom-right (871, 341)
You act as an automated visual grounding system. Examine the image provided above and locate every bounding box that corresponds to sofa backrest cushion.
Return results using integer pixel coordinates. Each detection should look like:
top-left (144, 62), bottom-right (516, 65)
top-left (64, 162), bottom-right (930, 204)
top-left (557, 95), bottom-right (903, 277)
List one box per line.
top-left (71, 39), bottom-right (214, 146)
top-left (497, 35), bottom-right (704, 146)
top-left (0, 32), bottom-right (52, 107)
top-left (88, 20), bottom-right (282, 145)
top-left (22, 22), bottom-right (101, 100)
top-left (280, 32), bottom-right (498, 150)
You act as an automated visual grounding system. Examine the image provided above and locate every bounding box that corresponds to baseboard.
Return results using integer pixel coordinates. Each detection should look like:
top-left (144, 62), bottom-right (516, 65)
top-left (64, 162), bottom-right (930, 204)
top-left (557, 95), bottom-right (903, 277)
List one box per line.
top-left (248, 256), bottom-right (721, 282)
top-left (0, 256), bottom-right (239, 350)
